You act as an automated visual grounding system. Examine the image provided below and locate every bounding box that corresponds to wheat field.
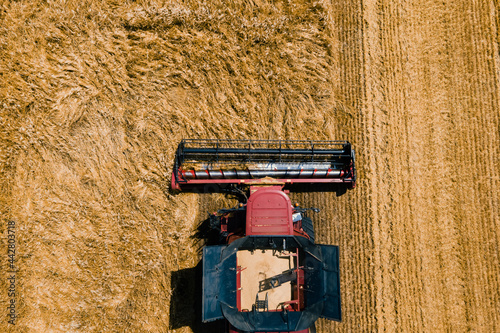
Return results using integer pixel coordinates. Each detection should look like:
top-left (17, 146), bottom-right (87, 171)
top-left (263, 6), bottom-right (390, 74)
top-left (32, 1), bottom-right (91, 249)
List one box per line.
top-left (1, 1), bottom-right (499, 332)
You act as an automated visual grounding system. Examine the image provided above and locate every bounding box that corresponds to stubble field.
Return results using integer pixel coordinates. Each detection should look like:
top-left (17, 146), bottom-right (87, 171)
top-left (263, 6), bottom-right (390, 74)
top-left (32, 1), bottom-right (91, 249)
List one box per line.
top-left (1, 0), bottom-right (499, 332)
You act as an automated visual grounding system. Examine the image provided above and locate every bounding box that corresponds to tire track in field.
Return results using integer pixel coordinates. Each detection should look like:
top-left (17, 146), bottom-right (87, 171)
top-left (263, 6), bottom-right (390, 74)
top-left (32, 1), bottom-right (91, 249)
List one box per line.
top-left (403, 2), bottom-right (466, 331)
top-left (312, 1), bottom-right (376, 332)
top-left (446, 0), bottom-right (500, 330)
top-left (361, 1), bottom-right (427, 331)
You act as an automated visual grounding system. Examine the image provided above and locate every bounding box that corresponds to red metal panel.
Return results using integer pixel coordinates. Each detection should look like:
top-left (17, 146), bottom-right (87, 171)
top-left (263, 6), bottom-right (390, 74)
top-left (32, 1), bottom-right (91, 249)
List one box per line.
top-left (246, 186), bottom-right (294, 236)
top-left (236, 265), bottom-right (242, 311)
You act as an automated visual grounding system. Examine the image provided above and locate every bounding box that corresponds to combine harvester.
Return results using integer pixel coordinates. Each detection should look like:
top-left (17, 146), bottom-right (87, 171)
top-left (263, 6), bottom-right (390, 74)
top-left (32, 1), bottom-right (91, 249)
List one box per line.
top-left (172, 139), bottom-right (356, 333)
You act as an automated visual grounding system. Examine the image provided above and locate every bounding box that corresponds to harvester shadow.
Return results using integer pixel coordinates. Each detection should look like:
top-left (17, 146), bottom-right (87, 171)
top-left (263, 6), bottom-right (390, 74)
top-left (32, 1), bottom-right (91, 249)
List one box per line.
top-left (286, 183), bottom-right (349, 196)
top-left (173, 183), bottom-right (350, 197)
top-left (169, 217), bottom-right (227, 332)
top-left (169, 262), bottom-right (226, 332)
top-left (192, 216), bottom-right (226, 250)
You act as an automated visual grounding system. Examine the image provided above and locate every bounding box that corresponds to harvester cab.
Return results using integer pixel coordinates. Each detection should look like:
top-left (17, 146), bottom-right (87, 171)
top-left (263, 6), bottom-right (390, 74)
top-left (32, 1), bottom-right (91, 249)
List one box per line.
top-left (171, 139), bottom-right (356, 333)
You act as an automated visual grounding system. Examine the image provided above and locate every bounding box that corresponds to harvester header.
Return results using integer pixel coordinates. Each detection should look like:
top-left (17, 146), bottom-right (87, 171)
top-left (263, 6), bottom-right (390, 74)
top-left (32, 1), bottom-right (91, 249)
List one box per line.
top-left (171, 139), bottom-right (356, 191)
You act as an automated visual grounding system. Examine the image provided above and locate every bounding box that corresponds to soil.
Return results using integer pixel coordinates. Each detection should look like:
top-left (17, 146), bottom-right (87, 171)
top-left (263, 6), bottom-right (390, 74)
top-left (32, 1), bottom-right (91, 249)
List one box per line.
top-left (0, 1), bottom-right (498, 332)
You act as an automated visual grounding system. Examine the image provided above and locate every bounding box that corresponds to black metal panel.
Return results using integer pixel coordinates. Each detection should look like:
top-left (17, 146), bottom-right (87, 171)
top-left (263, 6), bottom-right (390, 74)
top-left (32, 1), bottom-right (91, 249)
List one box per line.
top-left (222, 303), bottom-right (313, 332)
top-left (303, 243), bottom-right (324, 307)
top-left (218, 245), bottom-right (238, 312)
top-left (234, 235), bottom-right (302, 251)
top-left (202, 243), bottom-right (239, 323)
top-left (319, 245), bottom-right (341, 321)
top-left (202, 245), bottom-right (226, 322)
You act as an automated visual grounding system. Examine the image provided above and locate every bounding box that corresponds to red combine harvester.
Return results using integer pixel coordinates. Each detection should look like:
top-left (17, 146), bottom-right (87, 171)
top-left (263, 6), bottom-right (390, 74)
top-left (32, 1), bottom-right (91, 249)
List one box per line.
top-left (172, 139), bottom-right (355, 333)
